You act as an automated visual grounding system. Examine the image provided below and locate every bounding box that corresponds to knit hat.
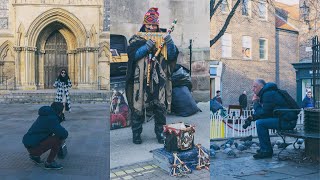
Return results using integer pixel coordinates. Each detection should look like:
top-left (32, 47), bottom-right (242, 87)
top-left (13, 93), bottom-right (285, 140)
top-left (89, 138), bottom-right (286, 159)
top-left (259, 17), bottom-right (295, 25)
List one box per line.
top-left (143, 7), bottom-right (159, 25)
top-left (51, 102), bottom-right (64, 115)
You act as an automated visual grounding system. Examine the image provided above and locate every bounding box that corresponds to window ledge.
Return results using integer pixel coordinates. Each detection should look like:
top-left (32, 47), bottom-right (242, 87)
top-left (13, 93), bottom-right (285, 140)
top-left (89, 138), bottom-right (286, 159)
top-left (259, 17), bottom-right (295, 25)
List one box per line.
top-left (259, 18), bottom-right (268, 22)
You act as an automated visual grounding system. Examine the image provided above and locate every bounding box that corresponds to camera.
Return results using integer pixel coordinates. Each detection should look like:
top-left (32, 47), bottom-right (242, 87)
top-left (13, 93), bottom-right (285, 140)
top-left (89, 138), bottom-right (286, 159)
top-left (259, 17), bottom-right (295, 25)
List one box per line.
top-left (242, 116), bottom-right (253, 129)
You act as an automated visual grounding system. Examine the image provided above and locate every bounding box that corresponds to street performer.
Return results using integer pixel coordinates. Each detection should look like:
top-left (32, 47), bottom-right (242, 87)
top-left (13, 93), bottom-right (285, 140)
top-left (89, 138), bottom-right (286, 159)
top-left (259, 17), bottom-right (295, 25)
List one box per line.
top-left (125, 7), bottom-right (179, 144)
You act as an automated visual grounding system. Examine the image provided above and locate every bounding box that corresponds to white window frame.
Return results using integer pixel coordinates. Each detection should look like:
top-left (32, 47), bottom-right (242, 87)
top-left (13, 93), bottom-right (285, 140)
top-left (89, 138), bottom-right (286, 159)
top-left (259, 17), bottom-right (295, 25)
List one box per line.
top-left (221, 0), bottom-right (232, 13)
top-left (242, 36), bottom-right (252, 60)
top-left (221, 33), bottom-right (232, 58)
top-left (259, 38), bottom-right (268, 60)
top-left (258, 0), bottom-right (268, 20)
top-left (242, 0), bottom-right (252, 17)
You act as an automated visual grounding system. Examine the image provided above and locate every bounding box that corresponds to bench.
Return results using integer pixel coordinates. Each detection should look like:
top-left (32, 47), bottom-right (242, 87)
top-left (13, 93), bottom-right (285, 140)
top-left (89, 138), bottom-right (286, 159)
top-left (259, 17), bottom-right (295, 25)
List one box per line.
top-left (275, 109), bottom-right (320, 161)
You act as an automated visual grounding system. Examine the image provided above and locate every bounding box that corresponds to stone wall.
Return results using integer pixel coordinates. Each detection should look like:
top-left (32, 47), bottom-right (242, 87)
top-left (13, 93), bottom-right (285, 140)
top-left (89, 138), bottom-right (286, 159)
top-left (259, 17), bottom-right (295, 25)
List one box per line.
top-left (277, 29), bottom-right (299, 99)
top-left (104, 0), bottom-right (110, 31)
top-left (0, 1), bottom-right (110, 90)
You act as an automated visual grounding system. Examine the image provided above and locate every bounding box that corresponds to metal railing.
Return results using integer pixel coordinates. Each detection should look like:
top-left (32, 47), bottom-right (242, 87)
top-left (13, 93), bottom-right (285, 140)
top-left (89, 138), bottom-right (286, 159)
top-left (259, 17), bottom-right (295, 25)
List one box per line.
top-left (210, 109), bottom-right (304, 139)
top-left (312, 35), bottom-right (320, 108)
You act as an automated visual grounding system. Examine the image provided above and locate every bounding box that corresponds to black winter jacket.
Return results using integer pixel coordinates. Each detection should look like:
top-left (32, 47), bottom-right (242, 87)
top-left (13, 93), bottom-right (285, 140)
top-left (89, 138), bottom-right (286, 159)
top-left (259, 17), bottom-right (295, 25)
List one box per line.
top-left (253, 83), bottom-right (298, 122)
top-left (22, 106), bottom-right (68, 148)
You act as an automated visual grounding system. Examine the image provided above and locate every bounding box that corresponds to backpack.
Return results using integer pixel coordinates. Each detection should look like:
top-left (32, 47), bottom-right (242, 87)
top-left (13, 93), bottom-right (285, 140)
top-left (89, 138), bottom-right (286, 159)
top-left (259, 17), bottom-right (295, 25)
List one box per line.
top-left (277, 89), bottom-right (300, 109)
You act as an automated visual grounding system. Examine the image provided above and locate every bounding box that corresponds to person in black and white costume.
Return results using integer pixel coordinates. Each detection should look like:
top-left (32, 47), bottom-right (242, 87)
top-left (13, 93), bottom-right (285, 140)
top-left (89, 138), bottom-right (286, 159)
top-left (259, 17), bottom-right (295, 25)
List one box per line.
top-left (53, 69), bottom-right (72, 120)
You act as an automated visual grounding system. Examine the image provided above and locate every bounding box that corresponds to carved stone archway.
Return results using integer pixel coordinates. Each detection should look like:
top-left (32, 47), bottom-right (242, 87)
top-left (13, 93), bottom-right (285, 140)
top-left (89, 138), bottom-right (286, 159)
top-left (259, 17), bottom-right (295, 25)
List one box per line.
top-left (16, 8), bottom-right (101, 90)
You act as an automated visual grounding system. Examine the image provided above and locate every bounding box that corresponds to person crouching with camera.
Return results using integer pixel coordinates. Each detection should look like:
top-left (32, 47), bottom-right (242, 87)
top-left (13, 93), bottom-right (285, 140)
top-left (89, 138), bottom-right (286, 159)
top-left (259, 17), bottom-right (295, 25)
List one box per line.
top-left (22, 102), bottom-right (68, 170)
top-left (244, 79), bottom-right (297, 159)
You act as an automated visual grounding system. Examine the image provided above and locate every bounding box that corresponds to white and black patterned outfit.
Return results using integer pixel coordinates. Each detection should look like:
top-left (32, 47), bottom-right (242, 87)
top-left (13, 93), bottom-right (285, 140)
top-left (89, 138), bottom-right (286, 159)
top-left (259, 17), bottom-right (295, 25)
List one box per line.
top-left (53, 79), bottom-right (72, 111)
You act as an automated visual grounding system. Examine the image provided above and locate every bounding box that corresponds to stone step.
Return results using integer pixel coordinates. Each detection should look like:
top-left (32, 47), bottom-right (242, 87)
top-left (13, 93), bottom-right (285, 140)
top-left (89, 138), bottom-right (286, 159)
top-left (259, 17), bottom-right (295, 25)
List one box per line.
top-left (0, 90), bottom-right (113, 104)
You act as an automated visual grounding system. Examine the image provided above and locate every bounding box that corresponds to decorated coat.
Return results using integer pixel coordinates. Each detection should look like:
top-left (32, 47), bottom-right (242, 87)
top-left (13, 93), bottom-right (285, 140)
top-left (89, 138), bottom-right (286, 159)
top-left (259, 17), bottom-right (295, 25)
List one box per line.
top-left (53, 79), bottom-right (72, 111)
top-left (125, 33), bottom-right (178, 115)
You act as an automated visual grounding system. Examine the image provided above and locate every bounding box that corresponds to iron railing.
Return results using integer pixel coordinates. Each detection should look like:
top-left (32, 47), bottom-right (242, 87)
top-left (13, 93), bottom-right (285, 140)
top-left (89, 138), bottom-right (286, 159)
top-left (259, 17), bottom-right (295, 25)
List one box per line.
top-left (312, 35), bottom-right (320, 108)
top-left (210, 109), bottom-right (305, 140)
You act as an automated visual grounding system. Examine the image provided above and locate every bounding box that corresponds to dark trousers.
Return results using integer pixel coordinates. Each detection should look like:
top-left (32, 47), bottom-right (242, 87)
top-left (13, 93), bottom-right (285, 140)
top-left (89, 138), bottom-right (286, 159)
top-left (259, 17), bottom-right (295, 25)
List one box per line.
top-left (27, 136), bottom-right (63, 163)
top-left (131, 103), bottom-right (166, 136)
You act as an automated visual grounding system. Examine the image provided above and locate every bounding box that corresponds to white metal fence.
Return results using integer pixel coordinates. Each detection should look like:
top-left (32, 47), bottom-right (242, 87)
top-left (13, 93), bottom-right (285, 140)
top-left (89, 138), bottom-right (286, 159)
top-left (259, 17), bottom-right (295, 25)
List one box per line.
top-left (210, 109), bottom-right (304, 139)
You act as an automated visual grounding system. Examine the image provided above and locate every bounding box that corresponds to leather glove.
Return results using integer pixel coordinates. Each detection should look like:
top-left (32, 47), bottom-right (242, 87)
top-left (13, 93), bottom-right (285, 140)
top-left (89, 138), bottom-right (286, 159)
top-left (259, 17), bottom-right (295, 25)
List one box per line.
top-left (146, 39), bottom-right (155, 50)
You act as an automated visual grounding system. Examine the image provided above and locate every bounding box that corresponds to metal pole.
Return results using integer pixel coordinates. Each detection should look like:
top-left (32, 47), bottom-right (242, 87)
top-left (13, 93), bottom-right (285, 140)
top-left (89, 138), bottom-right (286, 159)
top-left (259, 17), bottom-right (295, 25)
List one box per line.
top-left (189, 39), bottom-right (192, 77)
top-left (313, 36), bottom-right (320, 108)
top-left (276, 31), bottom-right (280, 86)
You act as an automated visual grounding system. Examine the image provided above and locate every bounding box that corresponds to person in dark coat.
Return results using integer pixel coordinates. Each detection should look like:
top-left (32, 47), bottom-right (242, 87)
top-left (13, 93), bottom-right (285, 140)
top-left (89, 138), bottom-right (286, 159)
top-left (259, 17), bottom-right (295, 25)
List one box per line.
top-left (22, 102), bottom-right (68, 170)
top-left (250, 79), bottom-right (297, 159)
top-left (302, 91), bottom-right (314, 108)
top-left (213, 90), bottom-right (222, 105)
top-left (125, 7), bottom-right (178, 144)
top-left (210, 98), bottom-right (223, 114)
top-left (239, 91), bottom-right (248, 110)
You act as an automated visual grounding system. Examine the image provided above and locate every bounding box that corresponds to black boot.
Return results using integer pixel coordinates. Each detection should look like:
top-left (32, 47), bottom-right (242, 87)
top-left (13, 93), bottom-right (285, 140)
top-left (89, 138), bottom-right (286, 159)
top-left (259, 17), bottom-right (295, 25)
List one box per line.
top-left (155, 126), bottom-right (165, 144)
top-left (133, 133), bottom-right (142, 144)
top-left (157, 134), bottom-right (164, 144)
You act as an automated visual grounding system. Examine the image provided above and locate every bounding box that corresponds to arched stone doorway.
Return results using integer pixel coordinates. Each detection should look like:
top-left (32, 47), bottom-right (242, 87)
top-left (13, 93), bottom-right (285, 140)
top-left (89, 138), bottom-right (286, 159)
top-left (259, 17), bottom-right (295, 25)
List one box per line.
top-left (14, 8), bottom-right (107, 90)
top-left (34, 21), bottom-right (76, 89)
top-left (43, 30), bottom-right (68, 89)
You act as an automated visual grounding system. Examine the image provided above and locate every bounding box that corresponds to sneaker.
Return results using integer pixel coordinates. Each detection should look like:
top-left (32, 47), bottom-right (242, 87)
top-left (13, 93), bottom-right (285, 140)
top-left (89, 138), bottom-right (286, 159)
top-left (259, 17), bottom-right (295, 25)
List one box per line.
top-left (44, 161), bottom-right (63, 170)
top-left (29, 155), bottom-right (44, 165)
top-left (253, 152), bottom-right (273, 159)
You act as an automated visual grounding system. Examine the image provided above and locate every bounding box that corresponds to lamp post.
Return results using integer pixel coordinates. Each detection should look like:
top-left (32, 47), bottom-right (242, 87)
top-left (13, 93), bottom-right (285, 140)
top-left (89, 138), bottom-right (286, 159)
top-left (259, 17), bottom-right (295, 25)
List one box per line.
top-left (300, 0), bottom-right (311, 30)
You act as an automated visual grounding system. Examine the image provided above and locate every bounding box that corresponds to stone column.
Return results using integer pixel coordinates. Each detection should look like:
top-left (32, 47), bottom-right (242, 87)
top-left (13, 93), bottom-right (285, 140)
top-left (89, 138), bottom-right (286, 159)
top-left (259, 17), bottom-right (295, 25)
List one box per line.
top-left (67, 50), bottom-right (76, 87)
top-left (85, 48), bottom-right (89, 83)
top-left (28, 47), bottom-right (37, 88)
top-left (13, 47), bottom-right (22, 88)
top-left (22, 46), bottom-right (37, 90)
top-left (94, 47), bottom-right (99, 88)
top-left (38, 49), bottom-right (45, 89)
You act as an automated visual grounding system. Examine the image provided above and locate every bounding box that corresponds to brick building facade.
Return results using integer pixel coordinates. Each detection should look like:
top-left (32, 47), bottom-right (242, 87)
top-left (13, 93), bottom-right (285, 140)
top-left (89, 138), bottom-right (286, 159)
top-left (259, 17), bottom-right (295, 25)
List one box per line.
top-left (275, 2), bottom-right (299, 102)
top-left (211, 0), bottom-right (276, 106)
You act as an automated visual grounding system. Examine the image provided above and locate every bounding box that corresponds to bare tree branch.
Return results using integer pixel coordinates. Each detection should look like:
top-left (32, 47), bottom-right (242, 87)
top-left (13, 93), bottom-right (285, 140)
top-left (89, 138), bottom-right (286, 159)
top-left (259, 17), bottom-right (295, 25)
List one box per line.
top-left (211, 0), bottom-right (224, 20)
top-left (210, 0), bottom-right (241, 47)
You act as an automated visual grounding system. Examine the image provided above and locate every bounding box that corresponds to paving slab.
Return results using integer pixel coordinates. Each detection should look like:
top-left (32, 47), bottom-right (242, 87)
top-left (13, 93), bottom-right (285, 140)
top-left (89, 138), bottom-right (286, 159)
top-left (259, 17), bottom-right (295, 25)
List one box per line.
top-left (0, 103), bottom-right (109, 179)
top-left (210, 137), bottom-right (320, 180)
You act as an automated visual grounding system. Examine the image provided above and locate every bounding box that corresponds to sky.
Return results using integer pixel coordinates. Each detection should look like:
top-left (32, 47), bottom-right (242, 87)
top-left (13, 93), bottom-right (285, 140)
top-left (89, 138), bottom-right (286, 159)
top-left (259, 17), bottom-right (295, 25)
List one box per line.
top-left (275, 0), bottom-right (299, 5)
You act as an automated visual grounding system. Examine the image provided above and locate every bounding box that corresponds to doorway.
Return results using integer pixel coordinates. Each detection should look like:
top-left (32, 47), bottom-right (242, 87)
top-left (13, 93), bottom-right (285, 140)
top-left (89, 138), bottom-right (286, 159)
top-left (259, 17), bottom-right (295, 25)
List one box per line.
top-left (44, 31), bottom-right (68, 89)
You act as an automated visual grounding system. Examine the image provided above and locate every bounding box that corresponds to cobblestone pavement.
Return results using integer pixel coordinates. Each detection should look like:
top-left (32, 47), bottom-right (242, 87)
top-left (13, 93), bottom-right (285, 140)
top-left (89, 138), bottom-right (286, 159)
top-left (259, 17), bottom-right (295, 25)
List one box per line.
top-left (0, 103), bottom-right (109, 180)
top-left (111, 160), bottom-right (210, 180)
top-left (210, 137), bottom-right (320, 180)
